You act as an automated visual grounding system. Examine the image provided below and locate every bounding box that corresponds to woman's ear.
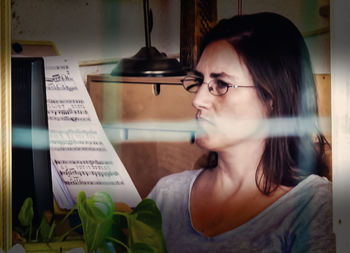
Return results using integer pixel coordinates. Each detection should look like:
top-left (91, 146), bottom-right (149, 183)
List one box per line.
top-left (269, 99), bottom-right (274, 112)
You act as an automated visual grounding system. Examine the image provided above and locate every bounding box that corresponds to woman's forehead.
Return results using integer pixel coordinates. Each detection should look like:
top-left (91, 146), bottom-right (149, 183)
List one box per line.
top-left (200, 40), bottom-right (238, 60)
top-left (196, 40), bottom-right (251, 81)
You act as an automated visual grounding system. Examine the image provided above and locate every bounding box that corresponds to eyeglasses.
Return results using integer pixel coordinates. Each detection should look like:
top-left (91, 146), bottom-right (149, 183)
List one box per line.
top-left (181, 75), bottom-right (255, 96)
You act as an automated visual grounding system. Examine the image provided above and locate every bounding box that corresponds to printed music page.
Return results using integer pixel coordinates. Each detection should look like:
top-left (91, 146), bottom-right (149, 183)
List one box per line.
top-left (43, 56), bottom-right (141, 208)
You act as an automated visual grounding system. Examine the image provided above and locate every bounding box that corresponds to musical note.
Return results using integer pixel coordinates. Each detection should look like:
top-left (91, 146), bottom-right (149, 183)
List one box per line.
top-left (44, 56), bottom-right (141, 209)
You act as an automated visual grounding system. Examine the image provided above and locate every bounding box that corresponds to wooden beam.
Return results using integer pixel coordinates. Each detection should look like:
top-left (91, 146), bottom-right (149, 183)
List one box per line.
top-left (180, 0), bottom-right (217, 70)
top-left (0, 0), bottom-right (12, 250)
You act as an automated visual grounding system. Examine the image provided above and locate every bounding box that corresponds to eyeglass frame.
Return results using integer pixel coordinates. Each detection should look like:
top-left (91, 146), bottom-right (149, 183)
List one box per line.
top-left (181, 74), bottom-right (256, 96)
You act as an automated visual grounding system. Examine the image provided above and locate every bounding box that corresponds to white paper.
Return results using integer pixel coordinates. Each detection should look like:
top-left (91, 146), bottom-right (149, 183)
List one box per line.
top-left (50, 160), bottom-right (76, 209)
top-left (44, 56), bottom-right (141, 208)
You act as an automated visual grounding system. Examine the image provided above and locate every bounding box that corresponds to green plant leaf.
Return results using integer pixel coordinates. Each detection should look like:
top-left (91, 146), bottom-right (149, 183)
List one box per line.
top-left (131, 199), bottom-right (162, 230)
top-left (18, 197), bottom-right (34, 227)
top-left (38, 216), bottom-right (51, 241)
top-left (130, 243), bottom-right (156, 253)
top-left (96, 242), bottom-right (114, 253)
top-left (111, 213), bottom-right (128, 245)
top-left (77, 191), bottom-right (114, 253)
top-left (127, 199), bottom-right (167, 253)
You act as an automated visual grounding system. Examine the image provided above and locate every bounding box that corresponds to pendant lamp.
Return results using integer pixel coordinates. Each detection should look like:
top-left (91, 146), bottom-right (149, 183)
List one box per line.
top-left (111, 0), bottom-right (186, 77)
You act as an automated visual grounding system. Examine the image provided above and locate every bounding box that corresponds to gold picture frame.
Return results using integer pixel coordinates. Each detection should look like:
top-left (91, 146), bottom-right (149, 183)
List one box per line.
top-left (0, 0), bottom-right (12, 250)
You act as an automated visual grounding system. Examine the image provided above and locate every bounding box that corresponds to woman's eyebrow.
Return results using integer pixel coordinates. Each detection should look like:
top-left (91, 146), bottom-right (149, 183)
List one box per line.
top-left (210, 72), bottom-right (237, 80)
top-left (191, 70), bottom-right (237, 80)
top-left (191, 70), bottom-right (204, 78)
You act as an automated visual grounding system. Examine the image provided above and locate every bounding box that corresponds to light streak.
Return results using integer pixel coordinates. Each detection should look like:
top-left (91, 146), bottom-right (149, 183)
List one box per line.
top-left (11, 116), bottom-right (331, 148)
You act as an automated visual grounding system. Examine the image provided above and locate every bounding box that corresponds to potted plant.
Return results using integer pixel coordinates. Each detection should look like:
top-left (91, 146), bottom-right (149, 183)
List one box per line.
top-left (12, 196), bottom-right (86, 252)
top-left (13, 192), bottom-right (167, 253)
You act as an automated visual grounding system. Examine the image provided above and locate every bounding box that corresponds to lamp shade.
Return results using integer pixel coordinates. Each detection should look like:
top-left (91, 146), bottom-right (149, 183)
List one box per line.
top-left (111, 46), bottom-right (186, 77)
top-left (111, 0), bottom-right (186, 77)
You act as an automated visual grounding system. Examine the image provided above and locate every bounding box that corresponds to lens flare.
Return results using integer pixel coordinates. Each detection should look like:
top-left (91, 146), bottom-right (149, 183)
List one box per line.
top-left (12, 116), bottom-right (330, 148)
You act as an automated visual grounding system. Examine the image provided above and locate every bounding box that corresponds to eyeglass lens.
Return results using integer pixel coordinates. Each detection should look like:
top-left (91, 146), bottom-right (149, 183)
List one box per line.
top-left (182, 76), bottom-right (229, 96)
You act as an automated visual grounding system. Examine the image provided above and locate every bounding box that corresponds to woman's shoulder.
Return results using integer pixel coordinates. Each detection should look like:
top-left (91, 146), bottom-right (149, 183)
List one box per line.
top-left (275, 174), bottom-right (333, 227)
top-left (157, 169), bottom-right (202, 185)
top-left (266, 174), bottom-right (332, 223)
top-left (305, 174), bottom-right (332, 186)
top-left (297, 174), bottom-right (332, 198)
top-left (280, 174), bottom-right (332, 209)
top-left (147, 169), bottom-right (203, 200)
top-left (284, 174), bottom-right (335, 252)
top-left (151, 169), bottom-right (202, 192)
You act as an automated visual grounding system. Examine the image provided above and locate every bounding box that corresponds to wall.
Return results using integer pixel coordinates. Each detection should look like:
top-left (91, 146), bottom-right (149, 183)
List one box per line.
top-left (11, 0), bottom-right (180, 62)
top-left (218, 0), bottom-right (330, 73)
top-left (11, 0), bottom-right (329, 74)
top-left (331, 0), bottom-right (350, 251)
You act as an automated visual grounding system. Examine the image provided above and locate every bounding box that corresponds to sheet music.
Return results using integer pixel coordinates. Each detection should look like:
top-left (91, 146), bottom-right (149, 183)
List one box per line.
top-left (44, 56), bottom-right (141, 208)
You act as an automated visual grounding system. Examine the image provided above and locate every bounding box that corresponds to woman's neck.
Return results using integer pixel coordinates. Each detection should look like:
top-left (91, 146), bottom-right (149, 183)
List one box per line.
top-left (213, 139), bottom-right (266, 194)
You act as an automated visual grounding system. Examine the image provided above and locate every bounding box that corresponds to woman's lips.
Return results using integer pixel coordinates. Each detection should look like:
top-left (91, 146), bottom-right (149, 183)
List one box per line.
top-left (196, 118), bottom-right (215, 139)
top-left (197, 117), bottom-right (215, 126)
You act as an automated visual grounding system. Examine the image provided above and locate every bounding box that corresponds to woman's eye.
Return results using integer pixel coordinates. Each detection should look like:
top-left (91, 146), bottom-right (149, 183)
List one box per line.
top-left (194, 78), bottom-right (203, 86)
top-left (216, 80), bottom-right (229, 88)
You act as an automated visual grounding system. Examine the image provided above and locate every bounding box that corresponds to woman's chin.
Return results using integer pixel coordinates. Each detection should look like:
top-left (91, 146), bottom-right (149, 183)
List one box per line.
top-left (194, 136), bottom-right (211, 150)
top-left (195, 136), bottom-right (221, 151)
top-left (195, 134), bottom-right (244, 152)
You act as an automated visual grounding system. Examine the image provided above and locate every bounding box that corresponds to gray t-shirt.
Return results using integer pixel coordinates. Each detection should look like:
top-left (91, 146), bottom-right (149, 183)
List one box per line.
top-left (148, 169), bottom-right (336, 253)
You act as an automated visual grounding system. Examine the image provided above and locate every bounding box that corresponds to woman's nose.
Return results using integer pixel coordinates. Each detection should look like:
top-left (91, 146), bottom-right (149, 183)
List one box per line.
top-left (192, 82), bottom-right (212, 110)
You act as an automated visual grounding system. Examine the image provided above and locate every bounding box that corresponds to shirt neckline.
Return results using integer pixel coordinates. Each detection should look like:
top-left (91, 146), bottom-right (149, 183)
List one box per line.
top-left (186, 169), bottom-right (321, 241)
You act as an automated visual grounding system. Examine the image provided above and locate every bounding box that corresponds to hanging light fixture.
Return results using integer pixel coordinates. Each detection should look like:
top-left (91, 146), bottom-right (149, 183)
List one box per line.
top-left (111, 0), bottom-right (186, 77)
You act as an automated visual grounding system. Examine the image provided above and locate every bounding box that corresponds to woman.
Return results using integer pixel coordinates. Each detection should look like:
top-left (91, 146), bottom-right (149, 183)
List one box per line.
top-left (148, 12), bottom-right (335, 252)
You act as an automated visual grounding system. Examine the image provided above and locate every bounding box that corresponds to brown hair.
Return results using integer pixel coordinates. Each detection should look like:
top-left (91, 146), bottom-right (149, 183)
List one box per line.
top-left (200, 12), bottom-right (329, 194)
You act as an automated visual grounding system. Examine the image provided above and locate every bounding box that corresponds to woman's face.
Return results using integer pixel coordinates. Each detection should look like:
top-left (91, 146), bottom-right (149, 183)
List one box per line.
top-left (193, 40), bottom-right (268, 151)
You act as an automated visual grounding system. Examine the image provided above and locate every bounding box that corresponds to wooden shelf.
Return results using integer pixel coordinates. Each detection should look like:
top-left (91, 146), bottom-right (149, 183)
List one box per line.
top-left (85, 73), bottom-right (205, 198)
top-left (88, 74), bottom-right (184, 85)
